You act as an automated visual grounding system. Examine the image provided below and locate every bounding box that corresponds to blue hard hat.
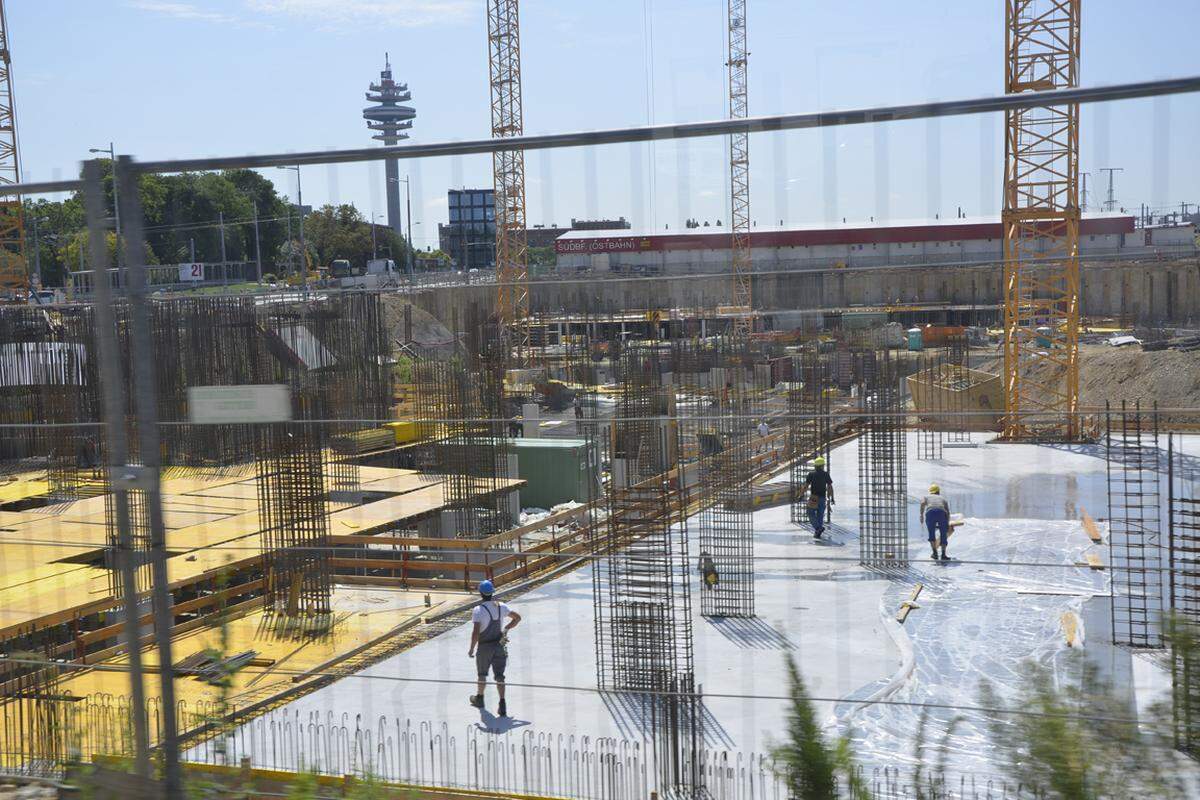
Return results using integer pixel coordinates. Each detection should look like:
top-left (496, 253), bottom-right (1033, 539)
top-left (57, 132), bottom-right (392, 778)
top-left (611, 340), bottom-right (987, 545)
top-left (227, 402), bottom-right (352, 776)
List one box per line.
top-left (478, 580), bottom-right (495, 596)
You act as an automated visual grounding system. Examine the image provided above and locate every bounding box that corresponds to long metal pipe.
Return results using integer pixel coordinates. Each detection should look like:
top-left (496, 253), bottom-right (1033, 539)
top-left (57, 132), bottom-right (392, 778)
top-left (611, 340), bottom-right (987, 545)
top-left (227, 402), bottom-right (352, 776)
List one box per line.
top-left (0, 78), bottom-right (1195, 203)
top-left (129, 77), bottom-right (1200, 174)
top-left (80, 159), bottom-right (152, 778)
top-left (115, 155), bottom-right (184, 800)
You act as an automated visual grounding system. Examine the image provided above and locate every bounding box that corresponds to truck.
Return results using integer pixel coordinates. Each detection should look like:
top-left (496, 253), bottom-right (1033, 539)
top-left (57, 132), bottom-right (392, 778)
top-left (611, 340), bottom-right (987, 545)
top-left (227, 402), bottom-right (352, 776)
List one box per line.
top-left (366, 258), bottom-right (398, 276)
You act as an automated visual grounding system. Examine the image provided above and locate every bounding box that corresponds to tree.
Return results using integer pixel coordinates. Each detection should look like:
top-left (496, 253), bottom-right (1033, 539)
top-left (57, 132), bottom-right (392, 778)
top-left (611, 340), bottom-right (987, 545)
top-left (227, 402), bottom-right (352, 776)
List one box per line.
top-left (771, 656), bottom-right (873, 800)
top-left (302, 204), bottom-right (411, 270)
top-left (980, 652), bottom-right (1186, 799)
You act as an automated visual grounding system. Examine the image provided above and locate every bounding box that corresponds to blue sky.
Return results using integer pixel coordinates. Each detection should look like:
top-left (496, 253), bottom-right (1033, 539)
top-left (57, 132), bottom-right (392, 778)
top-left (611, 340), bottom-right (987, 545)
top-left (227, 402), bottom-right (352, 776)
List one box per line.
top-left (12, 1), bottom-right (1200, 248)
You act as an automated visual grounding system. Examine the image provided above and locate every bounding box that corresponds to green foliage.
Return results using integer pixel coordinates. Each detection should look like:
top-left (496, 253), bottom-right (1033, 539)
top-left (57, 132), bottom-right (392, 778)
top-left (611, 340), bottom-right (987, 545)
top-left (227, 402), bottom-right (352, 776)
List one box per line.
top-left (980, 652), bottom-right (1185, 799)
top-left (286, 768), bottom-right (320, 800)
top-left (528, 245), bottom-right (557, 266)
top-left (771, 656), bottom-right (873, 800)
top-left (394, 355), bottom-right (414, 384)
top-left (302, 203), bottom-right (410, 270)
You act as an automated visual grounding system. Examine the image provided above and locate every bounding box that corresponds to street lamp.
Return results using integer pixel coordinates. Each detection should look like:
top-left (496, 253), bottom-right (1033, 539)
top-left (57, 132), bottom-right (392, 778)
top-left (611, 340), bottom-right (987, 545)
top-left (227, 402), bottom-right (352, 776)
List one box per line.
top-left (88, 143), bottom-right (120, 265)
top-left (389, 175), bottom-right (415, 279)
top-left (277, 165), bottom-right (305, 280)
top-left (31, 216), bottom-right (48, 290)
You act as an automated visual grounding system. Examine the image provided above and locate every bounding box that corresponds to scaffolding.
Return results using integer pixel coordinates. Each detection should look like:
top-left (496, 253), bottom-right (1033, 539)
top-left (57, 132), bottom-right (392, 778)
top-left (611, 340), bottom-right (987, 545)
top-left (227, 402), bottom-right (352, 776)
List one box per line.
top-left (1106, 401), bottom-right (1164, 648)
top-left (858, 352), bottom-right (908, 569)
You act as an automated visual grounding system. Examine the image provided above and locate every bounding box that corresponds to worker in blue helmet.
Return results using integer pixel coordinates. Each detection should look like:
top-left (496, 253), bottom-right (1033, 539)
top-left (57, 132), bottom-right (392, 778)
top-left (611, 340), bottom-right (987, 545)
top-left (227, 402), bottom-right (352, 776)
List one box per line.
top-left (467, 579), bottom-right (522, 717)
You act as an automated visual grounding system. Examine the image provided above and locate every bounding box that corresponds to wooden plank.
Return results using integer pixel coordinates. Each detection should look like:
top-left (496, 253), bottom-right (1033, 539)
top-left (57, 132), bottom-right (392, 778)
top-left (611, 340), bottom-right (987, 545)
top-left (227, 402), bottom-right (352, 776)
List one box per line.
top-left (1061, 611), bottom-right (1081, 647)
top-left (1081, 509), bottom-right (1103, 542)
top-left (1084, 552), bottom-right (1104, 570)
top-left (896, 583), bottom-right (924, 624)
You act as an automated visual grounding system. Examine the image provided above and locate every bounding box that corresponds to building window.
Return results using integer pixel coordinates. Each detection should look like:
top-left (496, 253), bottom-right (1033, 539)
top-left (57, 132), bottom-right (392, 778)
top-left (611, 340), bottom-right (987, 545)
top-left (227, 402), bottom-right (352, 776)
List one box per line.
top-left (449, 208), bottom-right (460, 222)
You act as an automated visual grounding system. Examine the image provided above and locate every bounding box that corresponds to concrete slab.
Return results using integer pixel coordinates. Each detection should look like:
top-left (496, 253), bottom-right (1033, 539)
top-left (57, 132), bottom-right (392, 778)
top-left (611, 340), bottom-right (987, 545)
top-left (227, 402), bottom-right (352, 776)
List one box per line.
top-left (219, 433), bottom-right (1190, 784)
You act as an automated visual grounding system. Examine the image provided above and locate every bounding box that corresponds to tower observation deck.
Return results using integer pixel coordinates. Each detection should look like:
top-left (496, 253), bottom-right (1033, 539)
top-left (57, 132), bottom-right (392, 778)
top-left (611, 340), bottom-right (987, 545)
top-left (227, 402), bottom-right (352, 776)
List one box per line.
top-left (363, 55), bottom-right (416, 238)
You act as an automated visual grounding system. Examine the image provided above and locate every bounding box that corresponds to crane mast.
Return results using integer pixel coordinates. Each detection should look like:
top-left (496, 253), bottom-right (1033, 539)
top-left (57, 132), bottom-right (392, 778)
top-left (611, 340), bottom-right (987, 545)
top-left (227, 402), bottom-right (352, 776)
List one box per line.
top-left (487, 0), bottom-right (530, 359)
top-left (1002, 0), bottom-right (1081, 439)
top-left (0, 0), bottom-right (26, 298)
top-left (727, 0), bottom-right (752, 335)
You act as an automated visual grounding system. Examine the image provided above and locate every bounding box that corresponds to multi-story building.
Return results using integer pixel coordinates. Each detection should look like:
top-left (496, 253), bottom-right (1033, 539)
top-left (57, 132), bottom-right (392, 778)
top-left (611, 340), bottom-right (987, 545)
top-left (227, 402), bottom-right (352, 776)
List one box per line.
top-left (438, 188), bottom-right (496, 269)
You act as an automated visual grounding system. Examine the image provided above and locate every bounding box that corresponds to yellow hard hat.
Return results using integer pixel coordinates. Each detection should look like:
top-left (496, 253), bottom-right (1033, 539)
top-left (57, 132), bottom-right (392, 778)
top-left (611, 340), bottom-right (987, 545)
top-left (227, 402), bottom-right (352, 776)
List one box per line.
top-left (929, 484), bottom-right (940, 494)
top-left (813, 456), bottom-right (826, 467)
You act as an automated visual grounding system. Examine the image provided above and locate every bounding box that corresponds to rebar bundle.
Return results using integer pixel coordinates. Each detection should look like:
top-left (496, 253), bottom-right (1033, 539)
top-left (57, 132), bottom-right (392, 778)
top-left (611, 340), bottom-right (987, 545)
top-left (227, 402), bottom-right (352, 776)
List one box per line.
top-left (0, 632), bottom-right (70, 774)
top-left (858, 351), bottom-right (908, 569)
top-left (1106, 400), bottom-right (1164, 648)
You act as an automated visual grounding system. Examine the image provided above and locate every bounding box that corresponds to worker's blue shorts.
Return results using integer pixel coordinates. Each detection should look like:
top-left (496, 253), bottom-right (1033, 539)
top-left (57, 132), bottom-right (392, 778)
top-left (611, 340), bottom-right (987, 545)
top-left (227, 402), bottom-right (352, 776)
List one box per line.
top-left (925, 509), bottom-right (949, 546)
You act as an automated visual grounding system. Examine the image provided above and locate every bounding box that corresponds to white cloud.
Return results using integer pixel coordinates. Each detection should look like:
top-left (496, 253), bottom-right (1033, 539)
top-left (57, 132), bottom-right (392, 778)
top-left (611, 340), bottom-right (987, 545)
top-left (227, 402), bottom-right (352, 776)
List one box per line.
top-left (244, 0), bottom-right (474, 30)
top-left (129, 1), bottom-right (271, 29)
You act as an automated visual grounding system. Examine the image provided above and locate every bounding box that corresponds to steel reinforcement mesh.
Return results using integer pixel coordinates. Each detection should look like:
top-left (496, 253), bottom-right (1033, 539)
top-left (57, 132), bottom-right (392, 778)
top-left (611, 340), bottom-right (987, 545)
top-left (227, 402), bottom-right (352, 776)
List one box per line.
top-left (593, 343), bottom-right (701, 796)
top-left (858, 353), bottom-right (908, 569)
top-left (1168, 433), bottom-right (1200, 756)
top-left (915, 353), bottom-right (944, 461)
top-left (789, 351), bottom-right (831, 527)
top-left (1106, 400), bottom-right (1164, 648)
top-left (692, 337), bottom-right (755, 619)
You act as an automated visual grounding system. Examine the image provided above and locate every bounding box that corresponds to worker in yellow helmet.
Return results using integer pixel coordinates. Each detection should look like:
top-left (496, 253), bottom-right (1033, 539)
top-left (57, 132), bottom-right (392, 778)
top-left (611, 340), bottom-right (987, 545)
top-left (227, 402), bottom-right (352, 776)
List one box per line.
top-left (804, 456), bottom-right (834, 539)
top-left (699, 551), bottom-right (719, 590)
top-left (920, 484), bottom-right (951, 561)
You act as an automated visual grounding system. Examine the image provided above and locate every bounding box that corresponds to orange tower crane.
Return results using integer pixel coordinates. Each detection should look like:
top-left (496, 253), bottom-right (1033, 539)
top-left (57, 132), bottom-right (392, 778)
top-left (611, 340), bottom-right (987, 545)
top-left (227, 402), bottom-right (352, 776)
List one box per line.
top-left (1002, 0), bottom-right (1082, 440)
top-left (727, 0), bottom-right (752, 335)
top-left (0, 0), bottom-right (26, 298)
top-left (487, 0), bottom-right (530, 358)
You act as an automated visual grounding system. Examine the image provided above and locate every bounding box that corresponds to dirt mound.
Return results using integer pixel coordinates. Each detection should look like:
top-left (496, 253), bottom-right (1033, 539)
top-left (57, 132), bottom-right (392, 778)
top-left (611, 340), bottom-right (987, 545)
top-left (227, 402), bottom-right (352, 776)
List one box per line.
top-left (977, 343), bottom-right (1200, 420)
top-left (379, 295), bottom-right (455, 354)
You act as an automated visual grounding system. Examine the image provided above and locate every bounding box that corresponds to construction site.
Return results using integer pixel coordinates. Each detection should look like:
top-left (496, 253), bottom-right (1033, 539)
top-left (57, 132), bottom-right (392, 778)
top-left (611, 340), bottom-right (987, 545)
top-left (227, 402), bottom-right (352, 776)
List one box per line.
top-left (1, 1), bottom-right (1200, 799)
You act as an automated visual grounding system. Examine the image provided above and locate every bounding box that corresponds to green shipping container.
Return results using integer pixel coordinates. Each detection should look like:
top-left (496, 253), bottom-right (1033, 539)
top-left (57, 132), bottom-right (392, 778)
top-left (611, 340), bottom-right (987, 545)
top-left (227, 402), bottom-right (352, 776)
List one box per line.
top-left (509, 438), bottom-right (599, 510)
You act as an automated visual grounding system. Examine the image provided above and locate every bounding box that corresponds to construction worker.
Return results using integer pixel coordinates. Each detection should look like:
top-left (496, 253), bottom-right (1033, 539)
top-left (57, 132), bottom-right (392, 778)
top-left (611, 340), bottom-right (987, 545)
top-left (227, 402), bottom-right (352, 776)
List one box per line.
top-left (467, 580), bottom-right (522, 717)
top-left (920, 484), bottom-right (951, 561)
top-left (804, 456), bottom-right (834, 538)
top-left (699, 551), bottom-right (719, 590)
top-left (756, 419), bottom-right (770, 453)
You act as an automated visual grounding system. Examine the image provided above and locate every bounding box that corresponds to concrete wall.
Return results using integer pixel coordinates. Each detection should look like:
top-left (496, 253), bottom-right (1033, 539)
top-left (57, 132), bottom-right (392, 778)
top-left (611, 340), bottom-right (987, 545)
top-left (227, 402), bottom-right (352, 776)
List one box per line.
top-left (410, 258), bottom-right (1200, 328)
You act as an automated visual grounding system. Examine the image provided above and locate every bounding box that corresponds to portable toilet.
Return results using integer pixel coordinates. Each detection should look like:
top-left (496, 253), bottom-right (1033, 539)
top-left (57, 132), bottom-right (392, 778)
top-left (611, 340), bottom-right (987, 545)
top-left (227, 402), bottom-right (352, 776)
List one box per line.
top-left (907, 327), bottom-right (923, 351)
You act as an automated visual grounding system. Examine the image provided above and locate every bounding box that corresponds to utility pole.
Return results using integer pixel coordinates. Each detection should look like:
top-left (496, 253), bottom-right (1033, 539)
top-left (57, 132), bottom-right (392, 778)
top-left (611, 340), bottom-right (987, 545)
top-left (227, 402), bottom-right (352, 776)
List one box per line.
top-left (218, 211), bottom-right (227, 273)
top-left (252, 201), bottom-right (262, 282)
top-left (1081, 172), bottom-right (1090, 212)
top-left (285, 208), bottom-right (293, 278)
top-left (405, 176), bottom-right (414, 281)
top-left (189, 238), bottom-right (195, 262)
top-left (1099, 167), bottom-right (1124, 212)
top-left (278, 165), bottom-right (305, 279)
top-left (371, 213), bottom-right (379, 259)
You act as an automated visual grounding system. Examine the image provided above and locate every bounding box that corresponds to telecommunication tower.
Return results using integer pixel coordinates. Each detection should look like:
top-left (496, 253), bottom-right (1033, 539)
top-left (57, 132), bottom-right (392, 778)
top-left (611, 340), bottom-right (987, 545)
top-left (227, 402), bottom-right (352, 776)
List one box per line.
top-left (363, 54), bottom-right (416, 238)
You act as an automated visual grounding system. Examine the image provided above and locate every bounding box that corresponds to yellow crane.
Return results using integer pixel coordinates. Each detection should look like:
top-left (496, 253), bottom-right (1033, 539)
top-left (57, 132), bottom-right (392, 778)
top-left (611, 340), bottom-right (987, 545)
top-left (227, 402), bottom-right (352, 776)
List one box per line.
top-left (1002, 0), bottom-right (1081, 440)
top-left (0, 0), bottom-right (26, 299)
top-left (487, 0), bottom-right (530, 360)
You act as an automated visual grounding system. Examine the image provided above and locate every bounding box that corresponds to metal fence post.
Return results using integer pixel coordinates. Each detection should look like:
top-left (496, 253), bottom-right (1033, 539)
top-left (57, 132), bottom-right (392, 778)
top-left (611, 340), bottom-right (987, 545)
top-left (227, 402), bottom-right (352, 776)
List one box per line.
top-left (81, 158), bottom-right (152, 778)
top-left (115, 155), bottom-right (184, 799)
